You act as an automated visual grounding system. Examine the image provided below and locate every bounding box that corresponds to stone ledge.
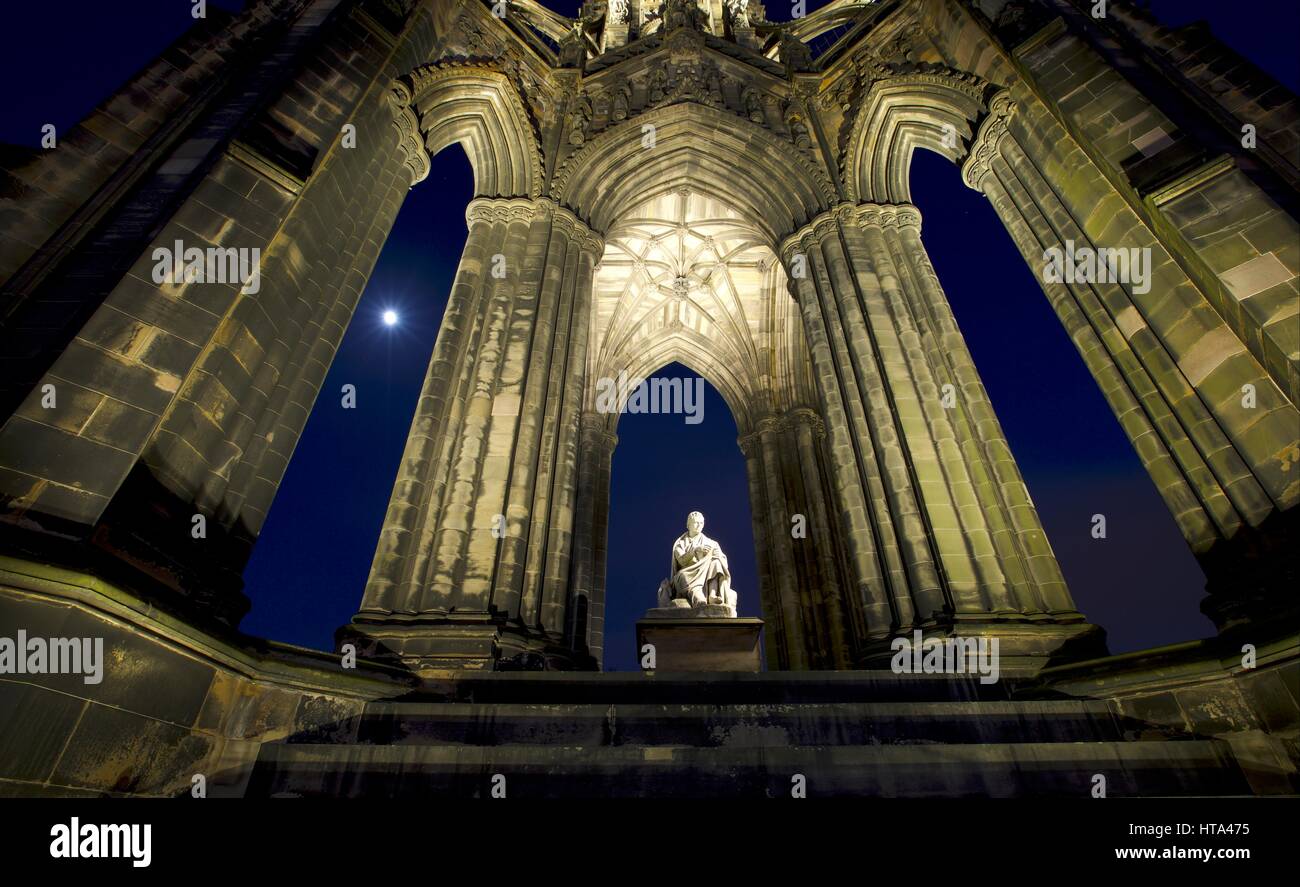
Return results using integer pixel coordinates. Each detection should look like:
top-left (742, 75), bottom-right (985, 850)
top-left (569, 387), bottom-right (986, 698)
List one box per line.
top-left (635, 617), bottom-right (764, 672)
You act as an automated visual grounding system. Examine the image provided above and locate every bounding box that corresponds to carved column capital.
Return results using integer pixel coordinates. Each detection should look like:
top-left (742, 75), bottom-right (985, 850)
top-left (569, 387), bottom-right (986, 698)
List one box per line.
top-left (389, 79), bottom-right (430, 186)
top-left (542, 198), bottom-right (606, 259)
top-left (736, 420), bottom-right (777, 457)
top-left (580, 413), bottom-right (618, 451)
top-left (465, 196), bottom-right (545, 227)
top-left (849, 202), bottom-right (920, 231)
top-left (781, 201), bottom-right (922, 252)
top-left (961, 89), bottom-right (1016, 192)
top-left (879, 205), bottom-right (922, 231)
top-left (462, 197), bottom-right (604, 256)
top-left (736, 431), bottom-right (754, 457)
top-left (740, 410), bottom-right (826, 452)
top-left (778, 229), bottom-right (816, 266)
top-left (781, 406), bottom-right (827, 439)
top-left (779, 204), bottom-right (851, 261)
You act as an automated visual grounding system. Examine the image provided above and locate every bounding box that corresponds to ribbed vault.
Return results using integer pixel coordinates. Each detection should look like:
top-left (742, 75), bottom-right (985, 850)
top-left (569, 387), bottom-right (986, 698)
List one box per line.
top-left (586, 188), bottom-right (815, 433)
top-left (553, 103), bottom-right (835, 246)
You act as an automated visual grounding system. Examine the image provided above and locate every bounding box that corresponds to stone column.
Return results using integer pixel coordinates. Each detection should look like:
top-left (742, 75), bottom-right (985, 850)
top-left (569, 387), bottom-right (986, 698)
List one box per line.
top-left (346, 197), bottom-right (604, 672)
top-left (0, 12), bottom-right (440, 626)
top-left (963, 95), bottom-right (1299, 632)
top-left (739, 435), bottom-right (783, 667)
top-left (738, 407), bottom-right (857, 670)
top-left (570, 414), bottom-right (617, 667)
top-left (883, 216), bottom-right (1074, 619)
top-left (781, 202), bottom-right (1101, 672)
top-left (740, 417), bottom-right (808, 669)
top-left (788, 409), bottom-right (856, 668)
top-left (782, 215), bottom-right (901, 644)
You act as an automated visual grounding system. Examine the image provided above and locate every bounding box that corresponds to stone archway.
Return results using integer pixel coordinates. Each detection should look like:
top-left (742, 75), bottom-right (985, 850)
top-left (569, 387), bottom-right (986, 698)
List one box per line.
top-left (345, 90), bottom-right (858, 671)
top-left (572, 185), bottom-right (839, 668)
top-left (1, 0), bottom-right (1292, 678)
top-left (833, 50), bottom-right (1299, 629)
top-left (343, 40), bottom-right (1105, 672)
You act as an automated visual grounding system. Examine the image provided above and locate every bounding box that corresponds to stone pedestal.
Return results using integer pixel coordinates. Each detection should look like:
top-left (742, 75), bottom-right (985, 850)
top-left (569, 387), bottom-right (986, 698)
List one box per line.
top-left (636, 616), bottom-right (764, 672)
top-left (645, 603), bottom-right (734, 619)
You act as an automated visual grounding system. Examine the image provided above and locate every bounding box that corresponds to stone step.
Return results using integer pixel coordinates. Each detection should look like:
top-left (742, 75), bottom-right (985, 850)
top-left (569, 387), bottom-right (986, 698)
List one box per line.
top-left (247, 740), bottom-right (1252, 798)
top-left (405, 671), bottom-right (1031, 705)
top-left (349, 700), bottom-right (1140, 747)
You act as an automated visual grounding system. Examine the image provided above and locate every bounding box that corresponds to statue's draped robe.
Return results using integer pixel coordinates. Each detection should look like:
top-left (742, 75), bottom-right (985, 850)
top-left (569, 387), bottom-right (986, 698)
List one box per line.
top-left (669, 531), bottom-right (732, 605)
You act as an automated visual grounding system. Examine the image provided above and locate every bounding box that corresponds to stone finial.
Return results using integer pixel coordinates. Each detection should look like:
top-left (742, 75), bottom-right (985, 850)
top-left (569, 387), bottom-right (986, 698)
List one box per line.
top-left (779, 32), bottom-right (814, 73)
top-left (558, 26), bottom-right (586, 69)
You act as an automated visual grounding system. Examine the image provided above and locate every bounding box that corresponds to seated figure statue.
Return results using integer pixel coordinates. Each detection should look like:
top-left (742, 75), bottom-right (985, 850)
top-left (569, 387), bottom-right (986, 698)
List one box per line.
top-left (656, 511), bottom-right (738, 617)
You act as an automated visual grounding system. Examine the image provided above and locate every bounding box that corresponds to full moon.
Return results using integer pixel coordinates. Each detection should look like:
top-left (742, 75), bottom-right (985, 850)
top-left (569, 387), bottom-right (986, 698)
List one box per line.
top-left (382, 309), bottom-right (398, 326)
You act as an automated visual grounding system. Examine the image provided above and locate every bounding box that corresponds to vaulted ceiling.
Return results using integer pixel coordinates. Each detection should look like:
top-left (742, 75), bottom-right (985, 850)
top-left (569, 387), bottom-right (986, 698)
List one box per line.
top-left (587, 188), bottom-right (814, 429)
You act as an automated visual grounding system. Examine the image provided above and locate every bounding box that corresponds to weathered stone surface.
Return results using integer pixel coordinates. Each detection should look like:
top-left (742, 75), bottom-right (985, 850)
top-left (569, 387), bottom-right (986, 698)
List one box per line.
top-left (246, 739), bottom-right (1252, 799)
top-left (636, 617), bottom-right (764, 672)
top-left (2, 557), bottom-right (1296, 797)
top-left (0, 682), bottom-right (86, 782)
top-left (0, 0), bottom-right (1296, 803)
top-left (50, 704), bottom-right (215, 796)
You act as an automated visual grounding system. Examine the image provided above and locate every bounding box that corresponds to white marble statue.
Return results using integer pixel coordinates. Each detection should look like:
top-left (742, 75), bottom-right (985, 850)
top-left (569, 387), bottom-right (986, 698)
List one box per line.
top-left (656, 511), bottom-right (738, 617)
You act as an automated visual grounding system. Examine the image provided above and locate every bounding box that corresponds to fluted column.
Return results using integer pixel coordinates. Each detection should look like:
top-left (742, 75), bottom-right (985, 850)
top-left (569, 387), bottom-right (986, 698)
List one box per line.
top-left (571, 414), bottom-right (618, 666)
top-left (781, 201), bottom-right (1099, 669)
top-left (739, 437), bottom-right (783, 666)
top-left (882, 212), bottom-right (1075, 618)
top-left (347, 196), bottom-right (603, 671)
top-left (962, 93), bottom-right (1298, 632)
top-left (359, 198), bottom-right (503, 618)
top-left (738, 407), bottom-right (857, 670)
top-left (789, 409), bottom-right (856, 668)
top-left (742, 416), bottom-right (808, 669)
top-left (781, 215), bottom-right (900, 641)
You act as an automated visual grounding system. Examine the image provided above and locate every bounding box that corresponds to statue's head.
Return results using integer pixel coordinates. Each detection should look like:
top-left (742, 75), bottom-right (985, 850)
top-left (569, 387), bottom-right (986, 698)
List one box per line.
top-left (686, 511), bottom-right (704, 536)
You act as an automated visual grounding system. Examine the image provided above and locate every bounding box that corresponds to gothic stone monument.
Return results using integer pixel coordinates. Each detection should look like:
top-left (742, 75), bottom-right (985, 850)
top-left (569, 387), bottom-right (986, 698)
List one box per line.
top-left (0, 0), bottom-right (1297, 796)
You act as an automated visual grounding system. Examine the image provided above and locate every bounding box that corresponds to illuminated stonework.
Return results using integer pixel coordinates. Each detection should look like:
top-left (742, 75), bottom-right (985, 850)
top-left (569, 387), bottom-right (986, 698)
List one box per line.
top-left (0, 0), bottom-right (1296, 799)
top-left (1, 0), bottom-right (1296, 678)
top-left (590, 190), bottom-right (794, 424)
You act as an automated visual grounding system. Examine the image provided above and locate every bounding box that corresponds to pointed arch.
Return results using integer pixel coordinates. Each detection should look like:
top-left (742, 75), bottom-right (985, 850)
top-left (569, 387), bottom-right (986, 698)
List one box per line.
top-left (609, 339), bottom-right (756, 432)
top-left (843, 66), bottom-right (991, 203)
top-left (405, 64), bottom-right (543, 199)
top-left (552, 102), bottom-right (837, 245)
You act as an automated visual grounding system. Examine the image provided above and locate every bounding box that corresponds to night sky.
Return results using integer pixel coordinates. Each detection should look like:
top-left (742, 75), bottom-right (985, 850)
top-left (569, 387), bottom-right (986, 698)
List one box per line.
top-left (4, 1), bottom-right (1296, 669)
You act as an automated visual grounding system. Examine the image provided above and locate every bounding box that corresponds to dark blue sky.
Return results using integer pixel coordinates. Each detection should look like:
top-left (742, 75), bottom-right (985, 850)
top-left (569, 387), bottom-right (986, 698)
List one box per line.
top-left (4, 1), bottom-right (1295, 668)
